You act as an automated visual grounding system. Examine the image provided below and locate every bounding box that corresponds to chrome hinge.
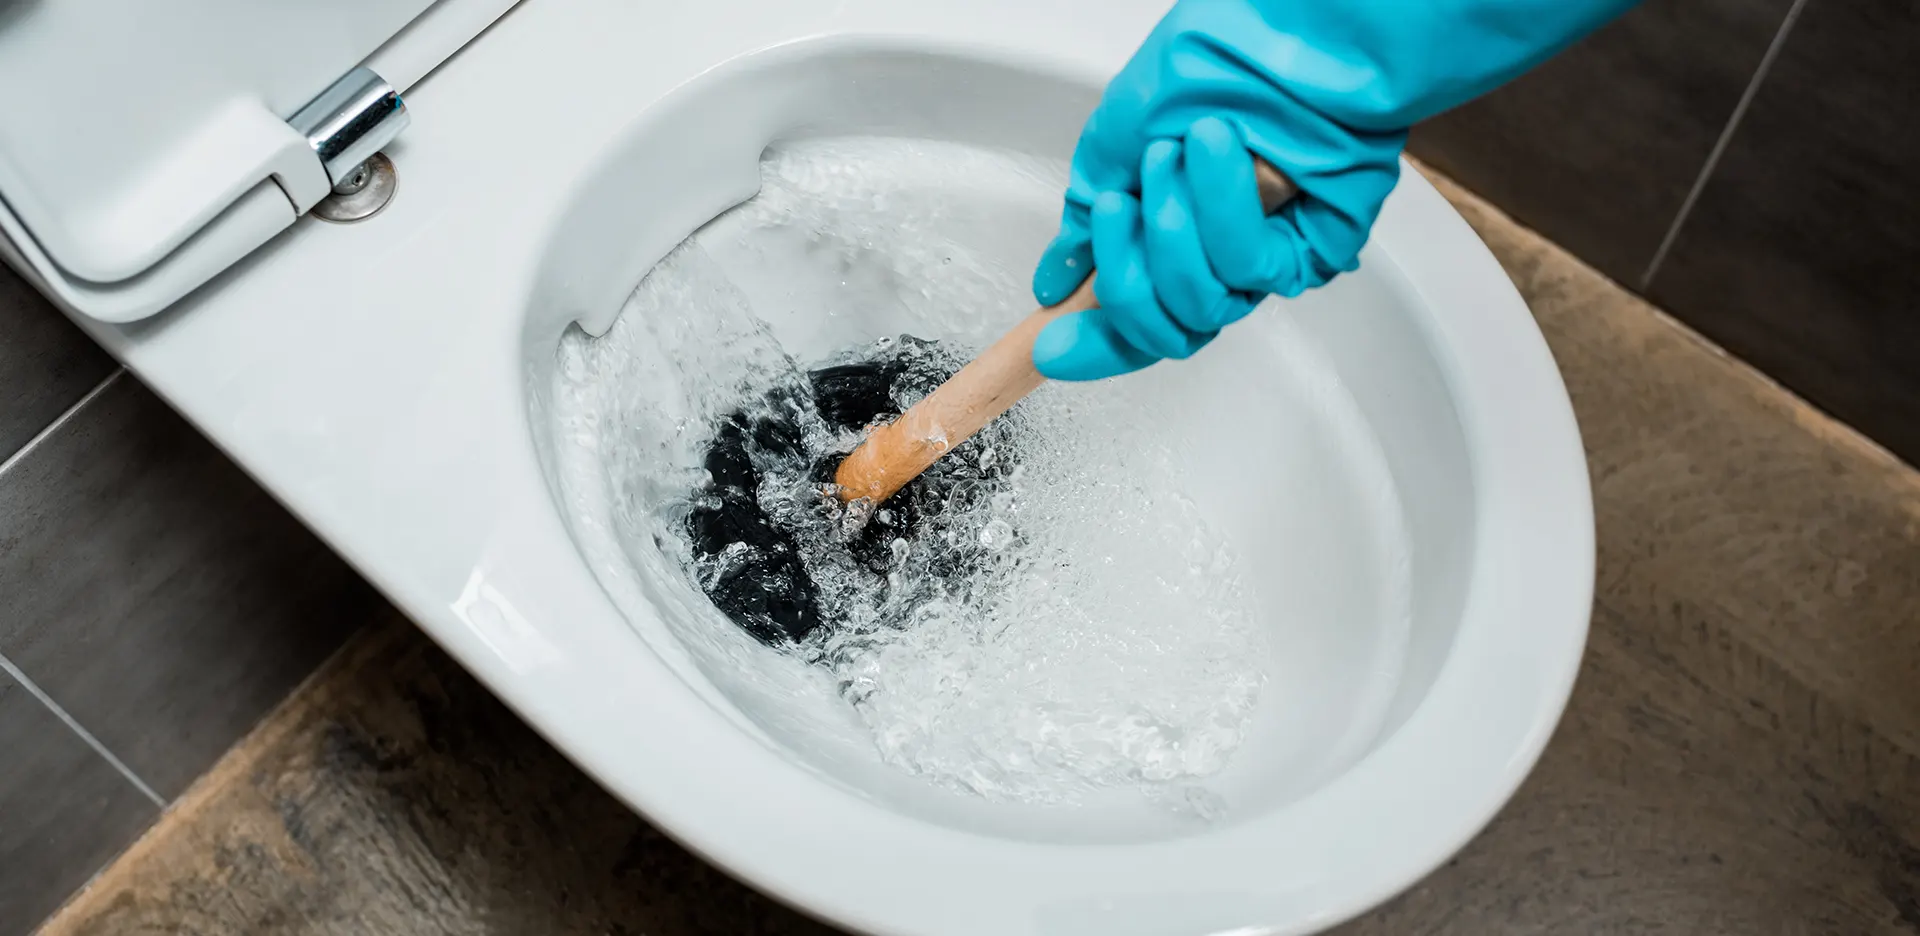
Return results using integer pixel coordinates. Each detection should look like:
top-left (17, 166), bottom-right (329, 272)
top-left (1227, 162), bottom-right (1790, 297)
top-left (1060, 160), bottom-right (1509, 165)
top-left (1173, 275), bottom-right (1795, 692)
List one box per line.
top-left (288, 66), bottom-right (410, 196)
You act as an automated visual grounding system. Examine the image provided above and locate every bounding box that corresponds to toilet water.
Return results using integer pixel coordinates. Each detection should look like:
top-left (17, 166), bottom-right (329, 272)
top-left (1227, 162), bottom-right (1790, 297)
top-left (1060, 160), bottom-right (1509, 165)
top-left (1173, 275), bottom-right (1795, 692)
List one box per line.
top-left (551, 138), bottom-right (1269, 802)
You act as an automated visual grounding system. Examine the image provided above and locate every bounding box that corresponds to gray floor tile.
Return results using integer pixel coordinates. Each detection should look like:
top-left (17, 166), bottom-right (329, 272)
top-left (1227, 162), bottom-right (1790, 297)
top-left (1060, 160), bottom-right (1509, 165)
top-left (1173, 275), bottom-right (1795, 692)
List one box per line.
top-left (0, 265), bottom-right (116, 460)
top-left (1407, 0), bottom-right (1794, 286)
top-left (1646, 0), bottom-right (1920, 465)
top-left (0, 374), bottom-right (384, 800)
top-left (0, 668), bottom-right (158, 936)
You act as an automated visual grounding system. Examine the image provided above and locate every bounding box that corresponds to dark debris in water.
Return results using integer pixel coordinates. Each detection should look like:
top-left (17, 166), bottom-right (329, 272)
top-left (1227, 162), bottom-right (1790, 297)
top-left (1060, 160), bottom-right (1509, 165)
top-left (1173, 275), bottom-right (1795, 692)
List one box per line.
top-left (684, 336), bottom-right (1021, 647)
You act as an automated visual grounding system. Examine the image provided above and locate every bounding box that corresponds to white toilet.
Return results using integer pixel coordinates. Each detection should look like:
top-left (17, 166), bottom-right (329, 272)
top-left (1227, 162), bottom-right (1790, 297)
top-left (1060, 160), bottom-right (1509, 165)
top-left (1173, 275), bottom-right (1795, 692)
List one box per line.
top-left (1, 1), bottom-right (1596, 933)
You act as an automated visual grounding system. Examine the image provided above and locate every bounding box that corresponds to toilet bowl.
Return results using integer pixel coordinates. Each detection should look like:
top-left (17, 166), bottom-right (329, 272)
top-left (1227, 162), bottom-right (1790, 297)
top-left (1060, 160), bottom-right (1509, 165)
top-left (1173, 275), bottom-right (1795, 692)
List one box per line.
top-left (4, 1), bottom-right (1595, 933)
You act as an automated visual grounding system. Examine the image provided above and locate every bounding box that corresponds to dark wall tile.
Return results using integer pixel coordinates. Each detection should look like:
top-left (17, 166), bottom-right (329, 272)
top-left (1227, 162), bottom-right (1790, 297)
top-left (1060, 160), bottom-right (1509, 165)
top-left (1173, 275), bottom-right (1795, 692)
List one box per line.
top-left (0, 265), bottom-right (116, 459)
top-left (1647, 0), bottom-right (1920, 464)
top-left (0, 669), bottom-right (157, 936)
top-left (0, 374), bottom-right (384, 800)
top-left (1408, 0), bottom-right (1794, 286)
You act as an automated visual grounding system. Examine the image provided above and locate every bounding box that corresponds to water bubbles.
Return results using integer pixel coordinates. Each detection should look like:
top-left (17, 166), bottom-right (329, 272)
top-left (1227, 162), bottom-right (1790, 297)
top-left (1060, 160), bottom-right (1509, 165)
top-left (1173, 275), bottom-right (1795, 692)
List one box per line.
top-left (978, 518), bottom-right (1012, 549)
top-left (550, 137), bottom-right (1268, 804)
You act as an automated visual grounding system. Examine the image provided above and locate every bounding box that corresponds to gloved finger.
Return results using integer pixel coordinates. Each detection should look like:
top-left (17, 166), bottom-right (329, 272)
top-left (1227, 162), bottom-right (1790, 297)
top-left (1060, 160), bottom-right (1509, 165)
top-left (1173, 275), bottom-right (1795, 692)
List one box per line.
top-left (1031, 222), bottom-right (1094, 308)
top-left (1089, 189), bottom-right (1212, 362)
top-left (1031, 309), bottom-right (1160, 382)
top-left (1140, 137), bottom-right (1260, 333)
top-left (1185, 116), bottom-right (1310, 296)
top-left (1284, 183), bottom-right (1385, 288)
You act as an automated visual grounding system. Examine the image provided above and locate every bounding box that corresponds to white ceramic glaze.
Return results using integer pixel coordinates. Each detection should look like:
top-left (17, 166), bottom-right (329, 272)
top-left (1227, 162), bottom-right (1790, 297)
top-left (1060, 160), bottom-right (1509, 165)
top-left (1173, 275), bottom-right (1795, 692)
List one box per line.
top-left (68, 1), bottom-right (1595, 933)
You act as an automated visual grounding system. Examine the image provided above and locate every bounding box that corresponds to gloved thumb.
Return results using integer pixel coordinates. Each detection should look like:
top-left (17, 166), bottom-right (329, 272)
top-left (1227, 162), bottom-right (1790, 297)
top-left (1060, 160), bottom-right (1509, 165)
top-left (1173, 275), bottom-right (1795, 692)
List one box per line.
top-left (1031, 225), bottom-right (1095, 308)
top-left (1032, 307), bottom-right (1163, 381)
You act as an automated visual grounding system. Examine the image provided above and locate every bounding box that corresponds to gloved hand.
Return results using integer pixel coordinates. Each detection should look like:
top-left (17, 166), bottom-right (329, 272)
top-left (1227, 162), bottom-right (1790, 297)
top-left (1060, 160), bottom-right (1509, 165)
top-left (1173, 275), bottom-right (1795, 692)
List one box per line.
top-left (1031, 0), bottom-right (1639, 381)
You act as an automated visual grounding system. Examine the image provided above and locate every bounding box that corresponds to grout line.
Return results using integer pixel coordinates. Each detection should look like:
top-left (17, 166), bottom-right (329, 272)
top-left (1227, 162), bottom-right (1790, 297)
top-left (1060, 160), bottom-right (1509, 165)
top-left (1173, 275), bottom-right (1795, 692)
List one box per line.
top-left (1639, 0), bottom-right (1813, 290)
top-left (0, 651), bottom-right (166, 808)
top-left (0, 367), bottom-right (125, 478)
top-left (0, 366), bottom-right (163, 808)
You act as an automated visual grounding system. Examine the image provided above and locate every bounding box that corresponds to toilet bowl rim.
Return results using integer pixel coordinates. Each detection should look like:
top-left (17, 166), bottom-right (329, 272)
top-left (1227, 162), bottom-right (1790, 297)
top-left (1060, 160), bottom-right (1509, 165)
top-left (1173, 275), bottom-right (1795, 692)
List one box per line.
top-left (490, 37), bottom-right (1595, 929)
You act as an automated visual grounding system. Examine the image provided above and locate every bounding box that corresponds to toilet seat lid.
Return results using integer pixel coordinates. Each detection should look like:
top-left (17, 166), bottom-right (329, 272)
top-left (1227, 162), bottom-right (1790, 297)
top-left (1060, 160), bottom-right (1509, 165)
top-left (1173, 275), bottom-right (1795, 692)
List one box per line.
top-left (0, 0), bottom-right (520, 324)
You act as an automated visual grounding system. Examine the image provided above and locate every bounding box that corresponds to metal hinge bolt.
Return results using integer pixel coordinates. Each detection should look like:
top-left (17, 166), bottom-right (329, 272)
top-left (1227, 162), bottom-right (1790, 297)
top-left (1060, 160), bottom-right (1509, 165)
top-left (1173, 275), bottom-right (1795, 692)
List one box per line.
top-left (289, 66), bottom-right (409, 221)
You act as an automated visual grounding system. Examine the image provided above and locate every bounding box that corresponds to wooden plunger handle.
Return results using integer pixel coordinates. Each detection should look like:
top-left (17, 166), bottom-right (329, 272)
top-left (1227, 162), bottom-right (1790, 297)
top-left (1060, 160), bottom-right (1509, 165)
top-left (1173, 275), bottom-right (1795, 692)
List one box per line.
top-left (834, 157), bottom-right (1298, 505)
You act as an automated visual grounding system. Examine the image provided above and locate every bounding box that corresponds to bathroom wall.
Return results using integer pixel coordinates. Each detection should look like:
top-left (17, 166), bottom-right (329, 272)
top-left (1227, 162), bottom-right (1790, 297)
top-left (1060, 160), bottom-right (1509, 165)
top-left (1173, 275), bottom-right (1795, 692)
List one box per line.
top-left (0, 269), bottom-right (383, 934)
top-left (1409, 0), bottom-right (1917, 464)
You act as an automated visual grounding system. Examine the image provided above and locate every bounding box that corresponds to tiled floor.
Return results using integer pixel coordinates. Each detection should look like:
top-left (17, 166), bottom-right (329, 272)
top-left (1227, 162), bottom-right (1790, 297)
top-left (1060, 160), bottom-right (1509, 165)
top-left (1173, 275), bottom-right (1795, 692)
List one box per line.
top-left (0, 671), bottom-right (157, 934)
top-left (0, 271), bottom-right (116, 461)
top-left (0, 277), bottom-right (384, 933)
top-left (32, 169), bottom-right (1920, 935)
top-left (0, 374), bottom-right (384, 801)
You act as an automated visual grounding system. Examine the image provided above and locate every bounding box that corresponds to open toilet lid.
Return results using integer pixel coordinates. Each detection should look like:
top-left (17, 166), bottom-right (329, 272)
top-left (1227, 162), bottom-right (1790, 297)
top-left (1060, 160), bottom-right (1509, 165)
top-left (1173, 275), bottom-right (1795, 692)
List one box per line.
top-left (0, 0), bottom-right (521, 325)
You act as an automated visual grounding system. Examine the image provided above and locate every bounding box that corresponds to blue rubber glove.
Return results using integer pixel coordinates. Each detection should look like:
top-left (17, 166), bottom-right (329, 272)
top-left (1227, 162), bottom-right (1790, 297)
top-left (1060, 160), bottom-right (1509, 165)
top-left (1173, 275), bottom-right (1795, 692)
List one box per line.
top-left (1032, 0), bottom-right (1639, 381)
